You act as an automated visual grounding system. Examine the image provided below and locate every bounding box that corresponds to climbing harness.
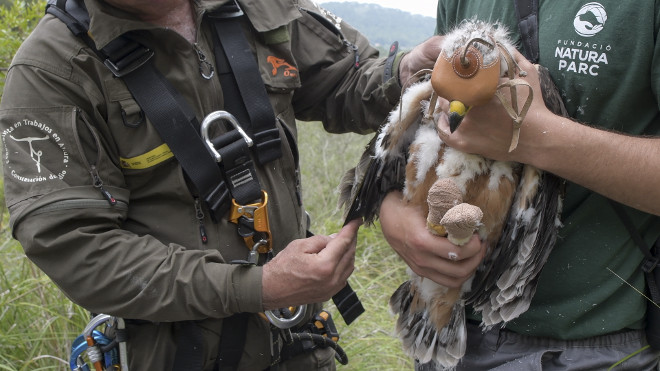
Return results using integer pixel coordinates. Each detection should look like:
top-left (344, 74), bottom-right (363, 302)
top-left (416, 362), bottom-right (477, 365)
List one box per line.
top-left (200, 110), bottom-right (308, 331)
top-left (47, 0), bottom-right (363, 368)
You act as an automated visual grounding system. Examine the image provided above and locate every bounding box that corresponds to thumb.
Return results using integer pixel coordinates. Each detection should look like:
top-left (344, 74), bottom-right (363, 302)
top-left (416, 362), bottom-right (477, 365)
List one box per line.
top-left (318, 219), bottom-right (362, 260)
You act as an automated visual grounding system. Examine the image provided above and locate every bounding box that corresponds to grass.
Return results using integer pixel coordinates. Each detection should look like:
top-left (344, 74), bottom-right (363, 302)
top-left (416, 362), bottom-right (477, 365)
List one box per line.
top-left (299, 122), bottom-right (412, 370)
top-left (0, 121), bottom-right (412, 370)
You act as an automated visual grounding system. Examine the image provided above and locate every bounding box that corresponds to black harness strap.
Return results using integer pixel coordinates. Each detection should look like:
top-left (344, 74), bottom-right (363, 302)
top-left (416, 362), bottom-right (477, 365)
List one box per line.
top-left (513, 0), bottom-right (540, 63)
top-left (172, 321), bottom-right (205, 371)
top-left (211, 1), bottom-right (282, 165)
top-left (213, 312), bottom-right (250, 371)
top-left (332, 283), bottom-right (364, 325)
top-left (118, 61), bottom-right (235, 219)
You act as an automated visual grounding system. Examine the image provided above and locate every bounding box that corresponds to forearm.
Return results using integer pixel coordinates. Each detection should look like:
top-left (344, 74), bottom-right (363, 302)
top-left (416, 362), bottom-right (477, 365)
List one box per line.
top-left (518, 111), bottom-right (660, 215)
top-left (15, 201), bottom-right (264, 321)
top-left (437, 56), bottom-right (660, 216)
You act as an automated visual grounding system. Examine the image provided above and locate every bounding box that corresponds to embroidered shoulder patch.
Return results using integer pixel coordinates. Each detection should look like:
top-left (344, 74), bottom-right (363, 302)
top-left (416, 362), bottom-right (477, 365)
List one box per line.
top-left (2, 117), bottom-right (69, 183)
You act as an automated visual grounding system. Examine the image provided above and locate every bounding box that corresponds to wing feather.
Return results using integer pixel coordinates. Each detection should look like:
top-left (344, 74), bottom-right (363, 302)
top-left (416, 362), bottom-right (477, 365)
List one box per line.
top-left (338, 80), bottom-right (434, 224)
top-left (466, 65), bottom-right (567, 325)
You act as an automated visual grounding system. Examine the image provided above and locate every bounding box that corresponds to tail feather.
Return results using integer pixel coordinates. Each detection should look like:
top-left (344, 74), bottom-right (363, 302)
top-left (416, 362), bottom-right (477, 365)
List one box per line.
top-left (390, 278), bottom-right (467, 368)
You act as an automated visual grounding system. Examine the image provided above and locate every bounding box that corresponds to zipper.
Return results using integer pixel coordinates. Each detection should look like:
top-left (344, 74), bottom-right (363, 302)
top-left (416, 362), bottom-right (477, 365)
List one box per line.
top-left (193, 43), bottom-right (215, 79)
top-left (90, 165), bottom-right (117, 206)
top-left (76, 110), bottom-right (118, 206)
top-left (194, 197), bottom-right (209, 244)
top-left (343, 40), bottom-right (360, 69)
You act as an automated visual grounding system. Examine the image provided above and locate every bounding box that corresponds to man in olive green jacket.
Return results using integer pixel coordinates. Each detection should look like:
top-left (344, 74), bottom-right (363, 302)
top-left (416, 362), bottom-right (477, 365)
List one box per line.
top-left (0, 0), bottom-right (441, 369)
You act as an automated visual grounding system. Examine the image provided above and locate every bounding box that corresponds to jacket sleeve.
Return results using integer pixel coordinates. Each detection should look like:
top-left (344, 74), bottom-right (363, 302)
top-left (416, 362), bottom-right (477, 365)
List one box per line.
top-left (290, 0), bottom-right (404, 134)
top-left (0, 19), bottom-right (264, 322)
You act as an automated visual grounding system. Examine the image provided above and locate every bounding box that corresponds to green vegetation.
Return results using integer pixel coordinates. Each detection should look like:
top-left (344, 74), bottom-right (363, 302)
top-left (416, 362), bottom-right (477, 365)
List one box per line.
top-left (0, 2), bottom-right (412, 369)
top-left (0, 0), bottom-right (44, 99)
top-left (321, 2), bottom-right (436, 50)
top-left (300, 123), bottom-right (413, 370)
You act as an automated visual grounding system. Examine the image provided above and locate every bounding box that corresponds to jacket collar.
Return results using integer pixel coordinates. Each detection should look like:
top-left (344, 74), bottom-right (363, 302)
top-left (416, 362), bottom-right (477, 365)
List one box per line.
top-left (84, 0), bottom-right (301, 49)
top-left (239, 0), bottom-right (300, 32)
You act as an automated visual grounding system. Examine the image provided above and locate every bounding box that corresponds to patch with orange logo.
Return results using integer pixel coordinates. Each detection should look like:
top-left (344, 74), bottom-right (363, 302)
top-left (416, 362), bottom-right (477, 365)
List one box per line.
top-left (266, 56), bottom-right (298, 77)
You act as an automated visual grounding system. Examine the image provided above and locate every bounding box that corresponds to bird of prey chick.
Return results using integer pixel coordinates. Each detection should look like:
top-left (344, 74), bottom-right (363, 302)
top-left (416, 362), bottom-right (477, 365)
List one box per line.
top-left (339, 19), bottom-right (566, 369)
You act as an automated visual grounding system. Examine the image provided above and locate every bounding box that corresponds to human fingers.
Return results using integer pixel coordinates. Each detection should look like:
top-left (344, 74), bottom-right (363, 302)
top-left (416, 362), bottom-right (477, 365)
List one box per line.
top-left (318, 219), bottom-right (361, 263)
top-left (417, 235), bottom-right (486, 288)
top-left (399, 35), bottom-right (444, 85)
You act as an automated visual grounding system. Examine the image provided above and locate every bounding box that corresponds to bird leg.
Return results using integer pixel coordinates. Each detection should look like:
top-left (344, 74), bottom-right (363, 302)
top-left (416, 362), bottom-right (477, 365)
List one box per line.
top-left (426, 178), bottom-right (483, 245)
top-left (426, 178), bottom-right (463, 236)
top-left (440, 203), bottom-right (483, 246)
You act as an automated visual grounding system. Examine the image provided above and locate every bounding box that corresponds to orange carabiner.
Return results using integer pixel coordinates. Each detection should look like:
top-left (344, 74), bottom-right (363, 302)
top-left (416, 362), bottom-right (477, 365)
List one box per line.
top-left (229, 190), bottom-right (271, 253)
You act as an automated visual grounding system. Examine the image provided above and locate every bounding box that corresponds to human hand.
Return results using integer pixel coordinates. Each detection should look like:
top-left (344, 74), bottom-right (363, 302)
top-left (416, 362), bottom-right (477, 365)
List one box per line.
top-left (261, 219), bottom-right (361, 310)
top-left (436, 50), bottom-right (555, 162)
top-left (379, 191), bottom-right (486, 288)
top-left (398, 35), bottom-right (444, 87)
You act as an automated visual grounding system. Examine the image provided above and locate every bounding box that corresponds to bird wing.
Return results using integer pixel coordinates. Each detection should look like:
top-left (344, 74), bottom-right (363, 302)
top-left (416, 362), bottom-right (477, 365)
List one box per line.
top-left (465, 65), bottom-right (567, 326)
top-left (338, 80), bottom-right (434, 225)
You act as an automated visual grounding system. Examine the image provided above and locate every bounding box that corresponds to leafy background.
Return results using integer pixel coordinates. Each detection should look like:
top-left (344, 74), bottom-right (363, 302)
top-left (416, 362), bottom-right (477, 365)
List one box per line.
top-left (0, 1), bottom-right (435, 369)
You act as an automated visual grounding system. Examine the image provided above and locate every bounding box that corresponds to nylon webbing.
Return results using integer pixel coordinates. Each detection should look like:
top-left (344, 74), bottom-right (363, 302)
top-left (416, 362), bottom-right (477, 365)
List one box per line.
top-left (213, 312), bottom-right (250, 371)
top-left (211, 1), bottom-right (282, 165)
top-left (332, 282), bottom-right (365, 325)
top-left (118, 61), bottom-right (234, 219)
top-left (513, 0), bottom-right (539, 63)
top-left (211, 131), bottom-right (262, 205)
top-left (172, 321), bottom-right (204, 371)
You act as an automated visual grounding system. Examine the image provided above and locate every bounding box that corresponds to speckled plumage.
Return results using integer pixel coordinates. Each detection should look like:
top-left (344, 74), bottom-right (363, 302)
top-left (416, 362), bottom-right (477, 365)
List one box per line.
top-left (338, 19), bottom-right (567, 369)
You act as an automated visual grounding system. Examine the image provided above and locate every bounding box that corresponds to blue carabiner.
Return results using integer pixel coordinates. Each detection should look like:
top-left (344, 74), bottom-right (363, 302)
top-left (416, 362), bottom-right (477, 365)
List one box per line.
top-left (69, 330), bottom-right (116, 371)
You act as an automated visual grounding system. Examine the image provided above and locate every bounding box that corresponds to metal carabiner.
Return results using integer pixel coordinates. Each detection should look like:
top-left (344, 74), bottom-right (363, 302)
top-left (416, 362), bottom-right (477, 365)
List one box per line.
top-left (265, 304), bottom-right (309, 329)
top-left (229, 190), bottom-right (272, 252)
top-left (82, 314), bottom-right (114, 371)
top-left (70, 314), bottom-right (129, 371)
top-left (200, 110), bottom-right (253, 163)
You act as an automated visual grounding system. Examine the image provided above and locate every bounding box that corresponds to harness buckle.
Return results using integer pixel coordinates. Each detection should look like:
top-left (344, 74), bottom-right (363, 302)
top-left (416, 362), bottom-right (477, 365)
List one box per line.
top-left (229, 190), bottom-right (272, 253)
top-left (312, 309), bottom-right (339, 342)
top-left (200, 111), bottom-right (253, 163)
top-left (103, 43), bottom-right (154, 78)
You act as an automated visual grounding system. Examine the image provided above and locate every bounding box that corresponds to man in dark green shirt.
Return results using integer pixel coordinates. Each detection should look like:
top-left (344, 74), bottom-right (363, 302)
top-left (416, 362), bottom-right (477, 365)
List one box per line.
top-left (380, 1), bottom-right (660, 369)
